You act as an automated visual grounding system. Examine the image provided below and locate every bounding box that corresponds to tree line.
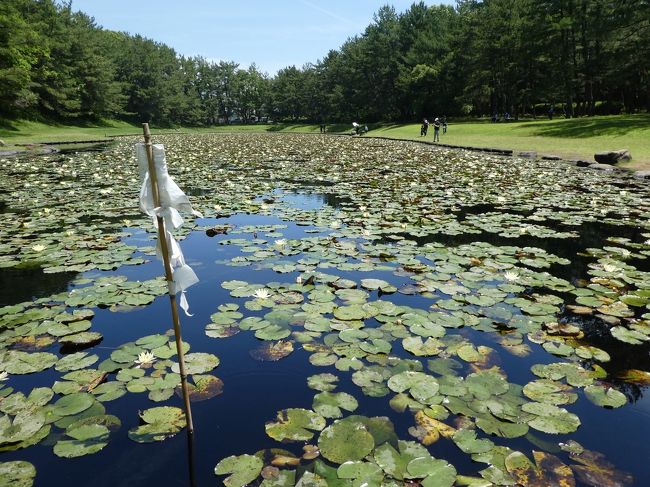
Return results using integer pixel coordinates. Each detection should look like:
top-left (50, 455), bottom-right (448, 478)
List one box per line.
top-left (1, 0), bottom-right (648, 125)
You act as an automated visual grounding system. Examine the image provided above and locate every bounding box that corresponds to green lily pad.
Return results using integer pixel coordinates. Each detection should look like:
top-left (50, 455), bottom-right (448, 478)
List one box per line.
top-left (522, 402), bottom-right (581, 434)
top-left (53, 437), bottom-right (108, 458)
top-left (387, 371), bottom-right (439, 403)
top-left (318, 417), bottom-right (375, 464)
top-left (265, 408), bottom-right (326, 442)
top-left (374, 440), bottom-right (431, 480)
top-left (0, 461), bottom-right (36, 487)
top-left (1, 351), bottom-right (57, 375)
top-left (58, 331), bottom-right (103, 346)
top-left (452, 429), bottom-right (495, 454)
top-left (128, 406), bottom-right (186, 443)
top-left (55, 352), bottom-right (99, 372)
top-left (523, 380), bottom-right (578, 405)
top-left (171, 352), bottom-right (219, 374)
top-left (215, 454), bottom-right (264, 487)
top-left (337, 461), bottom-right (384, 487)
top-left (307, 373), bottom-right (339, 392)
top-left (51, 393), bottom-right (96, 417)
top-left (0, 409), bottom-right (46, 445)
top-left (584, 385), bottom-right (627, 408)
top-left (312, 391), bottom-right (358, 418)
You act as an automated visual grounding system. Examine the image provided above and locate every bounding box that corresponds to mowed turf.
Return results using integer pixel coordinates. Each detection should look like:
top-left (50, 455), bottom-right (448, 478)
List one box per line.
top-left (370, 115), bottom-right (650, 170)
top-left (1, 115), bottom-right (649, 170)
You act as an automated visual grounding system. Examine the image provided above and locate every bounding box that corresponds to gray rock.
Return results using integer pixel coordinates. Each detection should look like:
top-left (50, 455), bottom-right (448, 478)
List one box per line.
top-left (0, 140), bottom-right (5, 146)
top-left (518, 151), bottom-right (537, 159)
top-left (589, 163), bottom-right (615, 171)
top-left (594, 149), bottom-right (631, 164)
top-left (633, 170), bottom-right (650, 179)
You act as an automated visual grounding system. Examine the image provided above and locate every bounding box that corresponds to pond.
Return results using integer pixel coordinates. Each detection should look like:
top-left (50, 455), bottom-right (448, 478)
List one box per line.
top-left (0, 133), bottom-right (649, 486)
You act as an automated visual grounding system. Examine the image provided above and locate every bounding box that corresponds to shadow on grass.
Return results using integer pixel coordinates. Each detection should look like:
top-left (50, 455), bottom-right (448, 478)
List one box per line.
top-left (515, 115), bottom-right (650, 138)
top-left (0, 119), bottom-right (19, 134)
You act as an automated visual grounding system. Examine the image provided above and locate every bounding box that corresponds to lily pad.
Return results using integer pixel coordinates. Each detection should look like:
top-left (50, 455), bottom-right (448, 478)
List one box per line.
top-left (0, 461), bottom-right (36, 487)
top-left (522, 402), bottom-right (581, 434)
top-left (318, 417), bottom-right (375, 464)
top-left (1, 351), bottom-right (57, 375)
top-left (250, 341), bottom-right (294, 361)
top-left (312, 391), bottom-right (358, 418)
top-left (265, 408), bottom-right (326, 442)
top-left (171, 352), bottom-right (219, 374)
top-left (570, 449), bottom-right (634, 487)
top-left (215, 454), bottom-right (264, 487)
top-left (128, 406), bottom-right (186, 443)
top-left (583, 385), bottom-right (627, 408)
top-left (505, 451), bottom-right (575, 486)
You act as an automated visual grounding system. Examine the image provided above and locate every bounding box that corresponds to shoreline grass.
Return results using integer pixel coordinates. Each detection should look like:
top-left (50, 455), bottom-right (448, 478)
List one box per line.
top-left (1, 115), bottom-right (648, 170)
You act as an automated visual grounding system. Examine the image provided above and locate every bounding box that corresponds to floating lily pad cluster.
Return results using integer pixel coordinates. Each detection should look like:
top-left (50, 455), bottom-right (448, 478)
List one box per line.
top-left (1, 134), bottom-right (648, 486)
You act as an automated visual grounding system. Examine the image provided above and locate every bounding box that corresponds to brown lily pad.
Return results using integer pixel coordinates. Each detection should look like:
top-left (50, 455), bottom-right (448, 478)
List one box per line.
top-left (505, 450), bottom-right (575, 486)
top-left (250, 340), bottom-right (294, 361)
top-left (176, 375), bottom-right (223, 402)
top-left (570, 449), bottom-right (633, 487)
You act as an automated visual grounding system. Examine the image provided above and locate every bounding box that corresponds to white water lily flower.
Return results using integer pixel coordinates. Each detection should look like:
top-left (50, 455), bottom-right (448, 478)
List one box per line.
top-left (330, 221), bottom-right (341, 229)
top-left (503, 271), bottom-right (520, 282)
top-left (619, 248), bottom-right (631, 257)
top-left (644, 239), bottom-right (650, 246)
top-left (31, 244), bottom-right (46, 252)
top-left (135, 351), bottom-right (156, 366)
top-left (274, 239), bottom-right (287, 246)
top-left (296, 276), bottom-right (303, 284)
top-left (0, 371), bottom-right (8, 381)
top-left (254, 288), bottom-right (271, 299)
top-left (602, 263), bottom-right (620, 273)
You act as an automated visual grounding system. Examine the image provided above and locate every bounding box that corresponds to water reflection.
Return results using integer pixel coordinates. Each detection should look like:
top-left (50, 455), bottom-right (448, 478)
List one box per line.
top-left (0, 267), bottom-right (77, 306)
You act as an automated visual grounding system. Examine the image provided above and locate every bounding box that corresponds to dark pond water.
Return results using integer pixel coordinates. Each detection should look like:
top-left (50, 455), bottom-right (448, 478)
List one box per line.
top-left (1, 190), bottom-right (649, 487)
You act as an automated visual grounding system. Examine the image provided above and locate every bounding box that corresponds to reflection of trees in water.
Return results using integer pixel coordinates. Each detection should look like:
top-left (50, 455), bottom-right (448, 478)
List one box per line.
top-left (0, 267), bottom-right (77, 306)
top-left (559, 310), bottom-right (650, 403)
top-left (319, 193), bottom-right (351, 210)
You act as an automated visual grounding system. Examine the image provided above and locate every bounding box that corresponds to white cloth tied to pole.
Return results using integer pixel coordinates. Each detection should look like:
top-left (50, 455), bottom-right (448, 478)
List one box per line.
top-left (136, 143), bottom-right (202, 316)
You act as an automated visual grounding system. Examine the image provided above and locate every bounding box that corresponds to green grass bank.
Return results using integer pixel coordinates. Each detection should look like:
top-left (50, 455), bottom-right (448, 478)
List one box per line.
top-left (1, 115), bottom-right (648, 170)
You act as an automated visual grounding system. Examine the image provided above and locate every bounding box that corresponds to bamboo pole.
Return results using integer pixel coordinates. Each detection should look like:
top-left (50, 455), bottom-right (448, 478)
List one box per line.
top-left (142, 123), bottom-right (194, 435)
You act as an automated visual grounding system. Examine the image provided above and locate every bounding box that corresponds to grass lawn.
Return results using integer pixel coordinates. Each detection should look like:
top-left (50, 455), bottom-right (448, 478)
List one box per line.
top-left (1, 116), bottom-right (648, 170)
top-left (370, 115), bottom-right (650, 170)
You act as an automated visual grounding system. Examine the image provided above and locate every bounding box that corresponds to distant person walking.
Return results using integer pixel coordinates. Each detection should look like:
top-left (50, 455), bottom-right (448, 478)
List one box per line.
top-left (420, 118), bottom-right (429, 136)
top-left (433, 118), bottom-right (441, 142)
top-left (319, 124), bottom-right (326, 133)
top-left (548, 106), bottom-right (554, 120)
top-left (442, 116), bottom-right (447, 134)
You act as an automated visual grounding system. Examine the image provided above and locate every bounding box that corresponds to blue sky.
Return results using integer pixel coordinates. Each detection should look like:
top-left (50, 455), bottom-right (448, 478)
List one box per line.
top-left (69, 0), bottom-right (453, 75)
